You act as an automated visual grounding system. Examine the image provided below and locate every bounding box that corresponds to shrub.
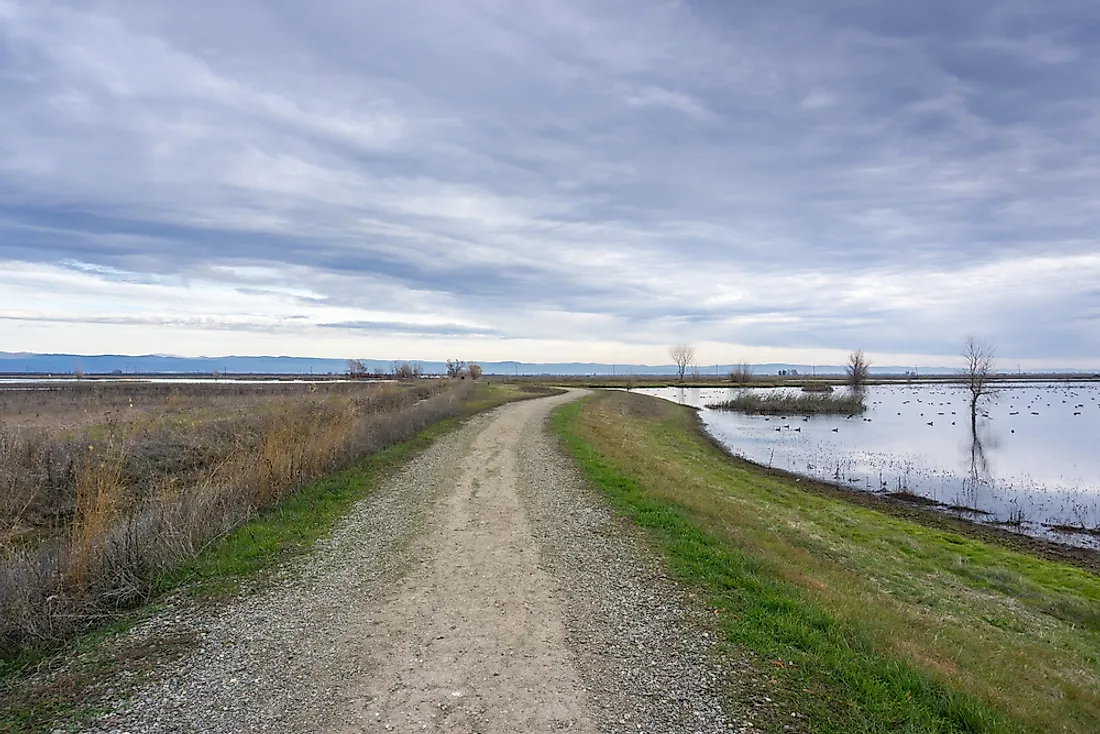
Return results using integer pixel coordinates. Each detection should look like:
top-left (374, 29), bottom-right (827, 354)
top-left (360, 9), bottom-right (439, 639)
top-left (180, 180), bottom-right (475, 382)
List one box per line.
top-left (728, 362), bottom-right (754, 386)
top-left (0, 380), bottom-right (473, 653)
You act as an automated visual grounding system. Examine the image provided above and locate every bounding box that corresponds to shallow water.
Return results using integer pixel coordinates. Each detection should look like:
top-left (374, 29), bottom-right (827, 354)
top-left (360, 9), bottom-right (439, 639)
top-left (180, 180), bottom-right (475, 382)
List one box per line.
top-left (633, 382), bottom-right (1100, 549)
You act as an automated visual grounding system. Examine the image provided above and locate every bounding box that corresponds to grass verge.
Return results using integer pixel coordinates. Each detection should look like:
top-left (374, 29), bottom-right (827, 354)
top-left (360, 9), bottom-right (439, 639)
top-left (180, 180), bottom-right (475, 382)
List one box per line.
top-left (0, 381), bottom-right (546, 733)
top-left (554, 391), bottom-right (1100, 734)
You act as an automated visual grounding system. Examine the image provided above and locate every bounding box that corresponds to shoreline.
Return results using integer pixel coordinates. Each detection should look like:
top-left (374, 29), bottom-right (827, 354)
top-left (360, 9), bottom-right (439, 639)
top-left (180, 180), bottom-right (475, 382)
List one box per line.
top-left (690, 410), bottom-right (1100, 574)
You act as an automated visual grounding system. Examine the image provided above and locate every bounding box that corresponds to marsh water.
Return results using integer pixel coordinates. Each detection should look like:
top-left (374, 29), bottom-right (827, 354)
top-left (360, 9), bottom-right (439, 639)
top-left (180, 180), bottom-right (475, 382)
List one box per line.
top-left (634, 382), bottom-right (1100, 549)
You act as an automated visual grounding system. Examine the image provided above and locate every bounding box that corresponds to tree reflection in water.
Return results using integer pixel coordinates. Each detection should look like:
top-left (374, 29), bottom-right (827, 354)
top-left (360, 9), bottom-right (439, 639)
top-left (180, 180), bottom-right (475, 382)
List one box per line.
top-left (967, 418), bottom-right (999, 487)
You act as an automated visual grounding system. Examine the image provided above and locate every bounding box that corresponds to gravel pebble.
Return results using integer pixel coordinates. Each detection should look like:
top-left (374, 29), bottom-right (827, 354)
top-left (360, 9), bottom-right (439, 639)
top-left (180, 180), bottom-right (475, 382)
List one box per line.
top-left (81, 410), bottom-right (488, 733)
top-left (516, 397), bottom-right (775, 733)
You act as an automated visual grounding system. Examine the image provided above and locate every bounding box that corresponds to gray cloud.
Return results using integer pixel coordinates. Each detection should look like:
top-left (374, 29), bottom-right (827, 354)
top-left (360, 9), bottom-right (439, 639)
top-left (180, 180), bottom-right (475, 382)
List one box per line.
top-left (318, 321), bottom-right (502, 337)
top-left (1, 0), bottom-right (1099, 363)
top-left (0, 313), bottom-right (308, 332)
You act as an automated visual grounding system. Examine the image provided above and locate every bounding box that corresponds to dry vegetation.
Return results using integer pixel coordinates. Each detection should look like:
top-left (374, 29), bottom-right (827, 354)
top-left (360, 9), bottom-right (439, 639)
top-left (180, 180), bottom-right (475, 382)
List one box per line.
top-left (708, 390), bottom-right (866, 415)
top-left (0, 379), bottom-right (474, 654)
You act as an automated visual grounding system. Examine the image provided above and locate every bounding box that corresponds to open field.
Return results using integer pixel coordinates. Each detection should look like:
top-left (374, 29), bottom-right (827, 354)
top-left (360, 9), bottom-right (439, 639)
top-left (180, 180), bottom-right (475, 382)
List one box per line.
top-left (0, 379), bottom-right (379, 432)
top-left (555, 390), bottom-right (1100, 733)
top-left (0, 378), bottom-right (533, 655)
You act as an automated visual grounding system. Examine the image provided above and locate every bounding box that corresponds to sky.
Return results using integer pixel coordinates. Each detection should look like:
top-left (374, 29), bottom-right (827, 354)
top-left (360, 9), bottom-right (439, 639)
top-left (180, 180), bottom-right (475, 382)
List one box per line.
top-left (2, 0), bottom-right (1099, 369)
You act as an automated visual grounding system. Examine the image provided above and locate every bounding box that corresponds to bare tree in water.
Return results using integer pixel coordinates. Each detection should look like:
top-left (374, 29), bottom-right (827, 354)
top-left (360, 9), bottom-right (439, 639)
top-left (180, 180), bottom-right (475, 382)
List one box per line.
top-left (963, 336), bottom-right (997, 431)
top-left (846, 350), bottom-right (870, 391)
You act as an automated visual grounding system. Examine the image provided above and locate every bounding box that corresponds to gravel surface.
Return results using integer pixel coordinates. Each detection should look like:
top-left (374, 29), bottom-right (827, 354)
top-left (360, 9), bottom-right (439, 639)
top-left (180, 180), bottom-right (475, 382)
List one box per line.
top-left (516, 395), bottom-right (777, 734)
top-left (78, 390), bottom-right (774, 733)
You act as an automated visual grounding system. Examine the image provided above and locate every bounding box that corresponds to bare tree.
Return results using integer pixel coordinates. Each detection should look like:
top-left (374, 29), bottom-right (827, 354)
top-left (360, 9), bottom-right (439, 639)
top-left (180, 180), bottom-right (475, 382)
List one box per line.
top-left (668, 344), bottom-right (695, 382)
top-left (963, 336), bottom-right (997, 429)
top-left (445, 359), bottom-right (467, 378)
top-left (345, 359), bottom-right (367, 379)
top-left (846, 350), bottom-right (870, 391)
top-left (394, 361), bottom-right (418, 380)
top-left (467, 363), bottom-right (483, 379)
top-left (728, 361), bottom-right (754, 386)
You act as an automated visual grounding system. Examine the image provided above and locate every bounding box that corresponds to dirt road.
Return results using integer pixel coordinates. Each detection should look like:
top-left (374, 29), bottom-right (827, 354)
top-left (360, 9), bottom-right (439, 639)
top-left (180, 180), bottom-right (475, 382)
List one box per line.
top-left (87, 390), bottom-right (761, 733)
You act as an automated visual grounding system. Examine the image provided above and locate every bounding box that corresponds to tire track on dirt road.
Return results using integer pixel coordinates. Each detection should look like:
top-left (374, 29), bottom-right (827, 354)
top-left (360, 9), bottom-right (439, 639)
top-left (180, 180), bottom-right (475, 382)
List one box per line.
top-left (86, 390), bottom-right (760, 733)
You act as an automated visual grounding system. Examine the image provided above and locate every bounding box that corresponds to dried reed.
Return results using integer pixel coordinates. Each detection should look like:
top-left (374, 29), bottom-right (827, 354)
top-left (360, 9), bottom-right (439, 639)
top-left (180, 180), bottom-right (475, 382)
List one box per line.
top-left (0, 380), bottom-right (473, 653)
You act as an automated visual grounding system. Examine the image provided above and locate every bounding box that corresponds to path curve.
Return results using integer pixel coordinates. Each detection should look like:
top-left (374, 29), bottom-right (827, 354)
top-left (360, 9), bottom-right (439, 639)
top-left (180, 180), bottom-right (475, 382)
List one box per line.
top-left (87, 390), bottom-right (761, 733)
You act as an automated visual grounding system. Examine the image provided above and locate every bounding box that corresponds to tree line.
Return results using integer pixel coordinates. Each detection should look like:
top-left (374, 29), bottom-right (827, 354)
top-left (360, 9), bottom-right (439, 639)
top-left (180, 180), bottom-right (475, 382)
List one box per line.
top-left (345, 359), bottom-right (482, 380)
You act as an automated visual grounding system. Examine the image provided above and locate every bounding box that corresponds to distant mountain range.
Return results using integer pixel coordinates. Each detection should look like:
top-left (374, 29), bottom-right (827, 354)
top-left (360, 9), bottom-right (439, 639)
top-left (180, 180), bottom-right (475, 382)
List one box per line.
top-left (2, 351), bottom-right (1095, 377)
top-left (0, 351), bottom-right (964, 376)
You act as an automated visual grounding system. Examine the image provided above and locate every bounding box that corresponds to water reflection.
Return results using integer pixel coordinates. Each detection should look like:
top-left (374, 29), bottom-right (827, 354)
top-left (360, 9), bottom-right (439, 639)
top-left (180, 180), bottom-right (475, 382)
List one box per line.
top-left (967, 419), bottom-right (994, 485)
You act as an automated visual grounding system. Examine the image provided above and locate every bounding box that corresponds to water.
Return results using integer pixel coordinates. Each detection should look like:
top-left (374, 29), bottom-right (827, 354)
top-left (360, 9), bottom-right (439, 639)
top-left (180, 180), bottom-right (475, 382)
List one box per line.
top-left (633, 382), bottom-right (1100, 549)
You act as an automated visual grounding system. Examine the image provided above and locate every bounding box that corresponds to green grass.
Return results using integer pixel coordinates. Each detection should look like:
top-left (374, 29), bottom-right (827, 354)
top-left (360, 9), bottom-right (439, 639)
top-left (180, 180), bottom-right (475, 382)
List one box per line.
top-left (554, 391), bottom-right (1100, 734)
top-left (708, 390), bottom-right (865, 415)
top-left (0, 381), bottom-right (540, 733)
top-left (0, 616), bottom-right (196, 733)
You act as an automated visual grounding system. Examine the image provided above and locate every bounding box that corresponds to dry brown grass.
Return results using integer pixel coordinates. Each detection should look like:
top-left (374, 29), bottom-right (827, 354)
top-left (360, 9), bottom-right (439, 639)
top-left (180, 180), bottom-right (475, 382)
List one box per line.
top-left (0, 379), bottom-right (473, 653)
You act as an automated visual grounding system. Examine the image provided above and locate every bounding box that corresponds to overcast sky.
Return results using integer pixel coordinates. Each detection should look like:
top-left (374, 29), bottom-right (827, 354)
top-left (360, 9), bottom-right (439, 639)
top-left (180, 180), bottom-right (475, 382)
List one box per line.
top-left (2, 1), bottom-right (1099, 368)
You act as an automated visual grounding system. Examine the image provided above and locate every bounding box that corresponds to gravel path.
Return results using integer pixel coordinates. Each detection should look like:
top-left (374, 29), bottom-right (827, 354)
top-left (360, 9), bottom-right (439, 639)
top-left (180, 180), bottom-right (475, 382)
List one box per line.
top-left (83, 390), bottom-right (764, 733)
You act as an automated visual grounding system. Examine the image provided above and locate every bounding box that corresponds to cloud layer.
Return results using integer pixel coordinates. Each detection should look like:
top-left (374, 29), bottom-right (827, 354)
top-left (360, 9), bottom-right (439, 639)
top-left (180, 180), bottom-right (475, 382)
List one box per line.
top-left (2, 0), bottom-right (1099, 366)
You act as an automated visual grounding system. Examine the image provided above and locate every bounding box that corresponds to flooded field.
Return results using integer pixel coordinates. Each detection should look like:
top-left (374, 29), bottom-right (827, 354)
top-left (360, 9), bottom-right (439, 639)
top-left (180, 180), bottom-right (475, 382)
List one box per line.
top-left (634, 382), bottom-right (1100, 549)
